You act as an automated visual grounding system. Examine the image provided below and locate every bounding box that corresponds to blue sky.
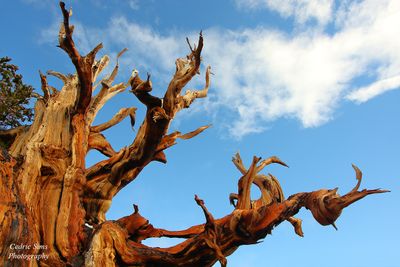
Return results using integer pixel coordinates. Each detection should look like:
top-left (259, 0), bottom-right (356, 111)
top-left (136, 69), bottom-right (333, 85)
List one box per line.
top-left (1, 0), bottom-right (399, 266)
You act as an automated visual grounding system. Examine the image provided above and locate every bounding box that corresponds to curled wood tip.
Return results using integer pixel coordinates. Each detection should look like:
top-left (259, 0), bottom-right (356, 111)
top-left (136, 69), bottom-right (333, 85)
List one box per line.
top-left (350, 163), bottom-right (362, 193)
top-left (305, 165), bottom-right (390, 227)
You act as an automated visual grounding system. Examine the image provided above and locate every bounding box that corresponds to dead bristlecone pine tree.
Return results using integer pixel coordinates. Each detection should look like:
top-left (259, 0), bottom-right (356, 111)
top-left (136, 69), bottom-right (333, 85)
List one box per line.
top-left (0, 2), bottom-right (389, 267)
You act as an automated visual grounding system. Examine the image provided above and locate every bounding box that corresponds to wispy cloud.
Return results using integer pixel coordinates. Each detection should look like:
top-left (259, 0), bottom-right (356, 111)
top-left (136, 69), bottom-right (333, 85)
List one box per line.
top-left (235, 0), bottom-right (335, 27)
top-left (106, 17), bottom-right (185, 72)
top-left (39, 0), bottom-right (400, 139)
top-left (347, 74), bottom-right (400, 103)
top-left (39, 21), bottom-right (100, 55)
top-left (128, 0), bottom-right (140, 10)
top-left (213, 0), bottom-right (400, 138)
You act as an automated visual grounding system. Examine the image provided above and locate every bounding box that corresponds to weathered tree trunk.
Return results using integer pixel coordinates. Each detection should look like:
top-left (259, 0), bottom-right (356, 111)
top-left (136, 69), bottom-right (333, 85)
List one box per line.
top-left (0, 2), bottom-right (388, 267)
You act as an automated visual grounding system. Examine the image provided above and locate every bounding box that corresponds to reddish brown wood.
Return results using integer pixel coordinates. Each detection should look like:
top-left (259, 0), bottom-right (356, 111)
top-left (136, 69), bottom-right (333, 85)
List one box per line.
top-left (0, 2), bottom-right (388, 266)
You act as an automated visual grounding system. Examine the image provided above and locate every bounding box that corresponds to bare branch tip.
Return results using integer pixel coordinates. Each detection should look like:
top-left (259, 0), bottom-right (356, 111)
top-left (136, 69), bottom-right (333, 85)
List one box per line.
top-left (133, 204), bottom-right (139, 214)
top-left (350, 163), bottom-right (362, 193)
top-left (117, 48), bottom-right (128, 59)
top-left (186, 37), bottom-right (194, 52)
top-left (194, 194), bottom-right (207, 208)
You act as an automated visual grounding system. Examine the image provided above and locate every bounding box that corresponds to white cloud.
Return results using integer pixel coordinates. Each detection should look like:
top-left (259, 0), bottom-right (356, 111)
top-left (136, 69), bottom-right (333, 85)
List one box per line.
top-left (235, 0), bottom-right (334, 26)
top-left (346, 74), bottom-right (400, 103)
top-left (39, 21), bottom-right (100, 55)
top-left (203, 29), bottom-right (360, 137)
top-left (106, 17), bottom-right (184, 72)
top-left (40, 0), bottom-right (400, 139)
top-left (206, 0), bottom-right (400, 137)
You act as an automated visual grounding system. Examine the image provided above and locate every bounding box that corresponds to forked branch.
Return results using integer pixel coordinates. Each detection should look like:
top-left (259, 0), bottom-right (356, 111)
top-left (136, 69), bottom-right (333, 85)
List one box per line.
top-left (83, 33), bottom-right (211, 224)
top-left (178, 65), bottom-right (212, 111)
top-left (87, 157), bottom-right (387, 267)
top-left (59, 2), bottom-right (103, 114)
top-left (163, 32), bottom-right (205, 116)
top-left (195, 195), bottom-right (227, 267)
top-left (88, 132), bottom-right (116, 157)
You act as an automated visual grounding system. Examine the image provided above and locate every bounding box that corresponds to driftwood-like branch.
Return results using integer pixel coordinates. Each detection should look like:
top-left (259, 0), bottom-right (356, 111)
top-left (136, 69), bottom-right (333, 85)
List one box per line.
top-left (88, 132), bottom-right (116, 157)
top-left (47, 70), bottom-right (68, 84)
top-left (230, 153), bottom-right (303, 236)
top-left (85, 159), bottom-right (387, 267)
top-left (236, 156), bottom-right (260, 210)
top-left (98, 48), bottom-right (127, 89)
top-left (195, 195), bottom-right (227, 267)
top-left (91, 107), bottom-right (137, 133)
top-left (83, 33), bottom-right (210, 224)
top-left (156, 125), bottom-right (211, 153)
top-left (130, 71), bottom-right (153, 93)
top-left (178, 65), bottom-right (212, 111)
top-left (2, 4), bottom-right (389, 267)
top-left (86, 48), bottom-right (130, 127)
top-left (92, 55), bottom-right (110, 87)
top-left (58, 2), bottom-right (103, 114)
top-left (303, 165), bottom-right (389, 228)
top-left (130, 72), bottom-right (163, 119)
top-left (163, 32), bottom-right (204, 117)
top-left (232, 152), bottom-right (247, 174)
top-left (234, 154), bottom-right (287, 210)
top-left (87, 107), bottom-right (137, 157)
top-left (86, 83), bottom-right (127, 127)
top-left (39, 71), bottom-right (50, 101)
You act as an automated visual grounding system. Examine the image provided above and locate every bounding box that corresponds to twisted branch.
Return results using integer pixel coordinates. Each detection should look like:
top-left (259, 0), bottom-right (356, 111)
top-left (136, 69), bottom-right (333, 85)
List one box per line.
top-left (59, 2), bottom-right (103, 114)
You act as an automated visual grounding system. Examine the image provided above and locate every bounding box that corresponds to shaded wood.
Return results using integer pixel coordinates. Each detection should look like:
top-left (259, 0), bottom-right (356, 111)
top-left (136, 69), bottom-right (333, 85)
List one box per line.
top-left (0, 2), bottom-right (389, 267)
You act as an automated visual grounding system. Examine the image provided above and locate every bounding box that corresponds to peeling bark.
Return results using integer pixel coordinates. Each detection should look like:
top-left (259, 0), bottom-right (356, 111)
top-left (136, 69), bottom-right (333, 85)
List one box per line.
top-left (0, 2), bottom-right (389, 267)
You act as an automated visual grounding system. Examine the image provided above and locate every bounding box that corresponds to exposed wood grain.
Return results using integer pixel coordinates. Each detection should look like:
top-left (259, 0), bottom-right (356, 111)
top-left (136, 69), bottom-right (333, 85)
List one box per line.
top-left (0, 2), bottom-right (389, 266)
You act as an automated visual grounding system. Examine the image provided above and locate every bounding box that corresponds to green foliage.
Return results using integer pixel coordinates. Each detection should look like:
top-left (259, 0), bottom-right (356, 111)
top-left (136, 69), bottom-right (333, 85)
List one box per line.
top-left (0, 57), bottom-right (34, 129)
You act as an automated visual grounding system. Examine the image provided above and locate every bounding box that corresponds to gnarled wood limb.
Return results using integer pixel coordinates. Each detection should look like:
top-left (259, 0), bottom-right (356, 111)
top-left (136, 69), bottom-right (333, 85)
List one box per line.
top-left (83, 33), bottom-right (210, 225)
top-left (234, 154), bottom-right (288, 210)
top-left (92, 55), bottom-right (110, 87)
top-left (230, 153), bottom-right (303, 236)
top-left (85, 161), bottom-right (387, 267)
top-left (236, 156), bottom-right (260, 210)
top-left (91, 107), bottom-right (137, 133)
top-left (1, 3), bottom-right (389, 266)
top-left (47, 70), bottom-right (68, 84)
top-left (83, 122), bottom-right (210, 224)
top-left (39, 70), bottom-right (50, 101)
top-left (92, 48), bottom-right (126, 92)
top-left (59, 2), bottom-right (102, 114)
top-left (195, 195), bottom-right (227, 267)
top-left (163, 32), bottom-right (204, 117)
top-left (88, 132), bottom-right (116, 157)
top-left (177, 65), bottom-right (212, 111)
top-left (87, 83), bottom-right (127, 128)
top-left (86, 49), bottom-right (129, 127)
top-left (156, 125), bottom-right (211, 153)
top-left (303, 164), bottom-right (389, 228)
